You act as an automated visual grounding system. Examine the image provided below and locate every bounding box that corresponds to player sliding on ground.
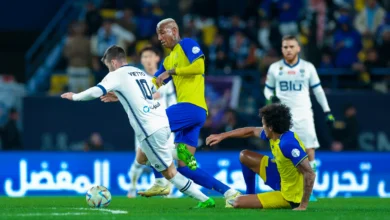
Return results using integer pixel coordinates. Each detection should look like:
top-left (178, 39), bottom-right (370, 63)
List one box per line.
top-left (61, 45), bottom-right (215, 208)
top-left (206, 104), bottom-right (316, 210)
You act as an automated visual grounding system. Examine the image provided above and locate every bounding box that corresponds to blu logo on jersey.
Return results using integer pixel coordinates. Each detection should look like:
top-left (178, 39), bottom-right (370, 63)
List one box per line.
top-left (280, 81), bottom-right (302, 91)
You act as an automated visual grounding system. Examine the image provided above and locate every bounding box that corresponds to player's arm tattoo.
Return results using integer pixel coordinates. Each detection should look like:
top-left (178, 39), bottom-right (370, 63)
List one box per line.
top-left (296, 159), bottom-right (316, 208)
top-left (168, 69), bottom-right (176, 75)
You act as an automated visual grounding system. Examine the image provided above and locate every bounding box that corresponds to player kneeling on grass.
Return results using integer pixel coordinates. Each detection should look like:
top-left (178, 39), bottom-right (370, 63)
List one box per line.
top-left (206, 104), bottom-right (315, 210)
top-left (61, 45), bottom-right (214, 208)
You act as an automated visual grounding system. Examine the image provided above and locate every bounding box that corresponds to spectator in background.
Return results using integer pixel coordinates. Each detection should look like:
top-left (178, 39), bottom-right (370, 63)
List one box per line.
top-left (277, 0), bottom-right (302, 36)
top-left (354, 0), bottom-right (386, 36)
top-left (331, 104), bottom-right (359, 151)
top-left (257, 19), bottom-right (273, 52)
top-left (117, 8), bottom-right (137, 33)
top-left (333, 15), bottom-right (362, 68)
top-left (85, 2), bottom-right (103, 36)
top-left (0, 108), bottom-right (22, 150)
top-left (136, 2), bottom-right (160, 39)
top-left (84, 132), bottom-right (104, 151)
top-left (208, 34), bottom-right (228, 70)
top-left (182, 18), bottom-right (202, 42)
top-left (376, 29), bottom-right (390, 67)
top-left (63, 22), bottom-right (91, 93)
top-left (229, 31), bottom-right (250, 69)
top-left (91, 19), bottom-right (135, 82)
top-left (319, 52), bottom-right (335, 69)
top-left (376, 13), bottom-right (390, 45)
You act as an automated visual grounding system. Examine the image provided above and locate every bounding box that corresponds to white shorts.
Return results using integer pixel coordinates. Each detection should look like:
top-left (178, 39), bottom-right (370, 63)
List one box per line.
top-left (291, 115), bottom-right (319, 149)
top-left (139, 127), bottom-right (173, 172)
top-left (135, 132), bottom-right (175, 151)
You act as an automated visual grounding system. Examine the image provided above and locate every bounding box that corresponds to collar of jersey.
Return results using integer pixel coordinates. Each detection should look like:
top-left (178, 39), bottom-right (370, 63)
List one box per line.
top-left (120, 64), bottom-right (131, 68)
top-left (283, 57), bottom-right (300, 68)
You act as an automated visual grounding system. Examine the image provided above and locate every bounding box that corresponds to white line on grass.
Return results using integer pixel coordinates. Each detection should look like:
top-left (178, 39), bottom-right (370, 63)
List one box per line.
top-left (14, 212), bottom-right (88, 216)
top-left (74, 208), bottom-right (128, 214)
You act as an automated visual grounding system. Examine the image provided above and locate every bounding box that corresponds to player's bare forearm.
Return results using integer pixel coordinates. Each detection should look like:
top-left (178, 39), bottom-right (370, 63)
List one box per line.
top-left (206, 127), bottom-right (262, 147)
top-left (223, 127), bottom-right (262, 139)
top-left (296, 159), bottom-right (315, 210)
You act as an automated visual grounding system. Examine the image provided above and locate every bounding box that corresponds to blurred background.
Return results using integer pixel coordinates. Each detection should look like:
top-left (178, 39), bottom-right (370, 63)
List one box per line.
top-left (0, 0), bottom-right (389, 198)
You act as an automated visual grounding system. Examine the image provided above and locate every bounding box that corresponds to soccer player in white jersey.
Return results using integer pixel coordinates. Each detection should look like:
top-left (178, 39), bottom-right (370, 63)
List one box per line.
top-left (263, 35), bottom-right (335, 200)
top-left (126, 47), bottom-right (177, 198)
top-left (61, 45), bottom-right (215, 208)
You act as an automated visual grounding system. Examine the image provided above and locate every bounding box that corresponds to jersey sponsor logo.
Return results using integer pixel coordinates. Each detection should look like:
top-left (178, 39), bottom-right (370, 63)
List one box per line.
top-left (291, 149), bottom-right (300, 157)
top-left (143, 106), bottom-right (150, 113)
top-left (192, 46), bottom-right (200, 54)
top-left (143, 102), bottom-right (161, 113)
top-left (280, 81), bottom-right (302, 91)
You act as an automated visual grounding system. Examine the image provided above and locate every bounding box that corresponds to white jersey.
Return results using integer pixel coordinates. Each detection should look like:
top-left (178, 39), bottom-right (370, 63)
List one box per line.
top-left (144, 74), bottom-right (177, 109)
top-left (98, 65), bottom-right (169, 141)
top-left (265, 58), bottom-right (321, 117)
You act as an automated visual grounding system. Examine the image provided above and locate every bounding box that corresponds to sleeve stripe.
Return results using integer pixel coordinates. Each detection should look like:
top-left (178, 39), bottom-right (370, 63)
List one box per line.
top-left (96, 85), bottom-right (107, 96)
top-left (310, 83), bottom-right (321, 89)
top-left (294, 155), bottom-right (308, 167)
top-left (265, 84), bottom-right (275, 90)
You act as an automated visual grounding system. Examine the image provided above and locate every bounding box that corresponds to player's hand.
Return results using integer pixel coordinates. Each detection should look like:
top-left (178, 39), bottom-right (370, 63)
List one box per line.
top-left (206, 134), bottom-right (225, 146)
top-left (156, 71), bottom-right (170, 87)
top-left (270, 96), bottom-right (280, 104)
top-left (61, 92), bottom-right (74, 101)
top-left (293, 206), bottom-right (307, 211)
top-left (100, 92), bottom-right (118, 103)
top-left (325, 112), bottom-right (335, 126)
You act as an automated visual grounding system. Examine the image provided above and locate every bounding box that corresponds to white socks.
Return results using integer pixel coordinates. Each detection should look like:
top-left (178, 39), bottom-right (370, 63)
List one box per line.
top-left (155, 177), bottom-right (169, 187)
top-left (129, 160), bottom-right (144, 189)
top-left (169, 172), bottom-right (209, 202)
top-left (224, 189), bottom-right (239, 198)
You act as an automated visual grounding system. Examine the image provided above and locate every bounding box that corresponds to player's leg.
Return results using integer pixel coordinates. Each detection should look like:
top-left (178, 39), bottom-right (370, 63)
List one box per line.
top-left (239, 150), bottom-right (263, 194)
top-left (140, 127), bottom-right (215, 208)
top-left (127, 147), bottom-right (144, 198)
top-left (166, 103), bottom-right (240, 203)
top-left (176, 128), bottom-right (241, 206)
top-left (232, 192), bottom-right (293, 209)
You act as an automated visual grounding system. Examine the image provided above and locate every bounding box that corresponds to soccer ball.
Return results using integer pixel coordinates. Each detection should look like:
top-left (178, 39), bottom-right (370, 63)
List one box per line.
top-left (86, 186), bottom-right (112, 208)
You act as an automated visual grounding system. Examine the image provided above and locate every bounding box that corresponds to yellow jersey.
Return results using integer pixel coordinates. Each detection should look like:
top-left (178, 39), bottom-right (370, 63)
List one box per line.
top-left (154, 38), bottom-right (207, 111)
top-left (261, 130), bottom-right (308, 203)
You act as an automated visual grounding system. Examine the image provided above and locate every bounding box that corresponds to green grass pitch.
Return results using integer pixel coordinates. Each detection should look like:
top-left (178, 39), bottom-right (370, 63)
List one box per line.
top-left (0, 197), bottom-right (389, 220)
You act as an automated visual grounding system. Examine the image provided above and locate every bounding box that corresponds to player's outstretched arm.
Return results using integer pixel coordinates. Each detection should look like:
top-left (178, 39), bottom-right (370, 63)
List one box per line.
top-left (294, 159), bottom-right (316, 211)
top-left (61, 86), bottom-right (103, 101)
top-left (206, 127), bottom-right (263, 146)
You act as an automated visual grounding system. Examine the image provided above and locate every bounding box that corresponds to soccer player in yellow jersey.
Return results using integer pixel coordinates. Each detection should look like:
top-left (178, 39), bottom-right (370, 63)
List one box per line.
top-left (206, 104), bottom-right (315, 210)
top-left (145, 18), bottom-right (240, 206)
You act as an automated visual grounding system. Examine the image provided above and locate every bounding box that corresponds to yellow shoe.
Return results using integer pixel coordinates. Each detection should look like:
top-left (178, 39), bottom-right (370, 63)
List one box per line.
top-left (137, 184), bottom-right (171, 197)
top-left (225, 190), bottom-right (241, 208)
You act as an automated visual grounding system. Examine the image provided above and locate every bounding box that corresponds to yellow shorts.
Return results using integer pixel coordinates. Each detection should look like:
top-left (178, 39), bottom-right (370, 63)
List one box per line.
top-left (257, 191), bottom-right (293, 209)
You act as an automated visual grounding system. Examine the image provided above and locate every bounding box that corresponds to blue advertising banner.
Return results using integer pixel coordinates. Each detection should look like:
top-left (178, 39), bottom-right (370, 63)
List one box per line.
top-left (1, 152), bottom-right (389, 198)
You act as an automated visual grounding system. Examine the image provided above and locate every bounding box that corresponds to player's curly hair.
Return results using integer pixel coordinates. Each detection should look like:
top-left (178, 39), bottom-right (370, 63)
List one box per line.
top-left (259, 104), bottom-right (292, 134)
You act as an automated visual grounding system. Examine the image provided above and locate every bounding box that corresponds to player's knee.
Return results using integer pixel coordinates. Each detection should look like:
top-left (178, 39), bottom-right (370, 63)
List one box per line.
top-left (239, 150), bottom-right (250, 164)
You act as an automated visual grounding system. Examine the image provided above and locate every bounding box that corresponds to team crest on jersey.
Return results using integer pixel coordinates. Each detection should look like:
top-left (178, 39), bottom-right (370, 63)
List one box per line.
top-left (192, 46), bottom-right (200, 54)
top-left (300, 69), bottom-right (305, 77)
top-left (291, 149), bottom-right (300, 157)
top-left (279, 71), bottom-right (283, 75)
